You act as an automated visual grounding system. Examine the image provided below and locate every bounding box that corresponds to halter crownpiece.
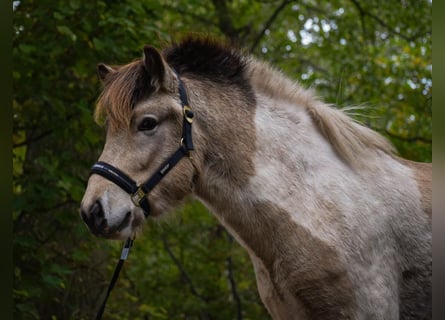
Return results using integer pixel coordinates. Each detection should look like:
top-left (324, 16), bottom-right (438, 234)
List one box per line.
top-left (89, 74), bottom-right (194, 217)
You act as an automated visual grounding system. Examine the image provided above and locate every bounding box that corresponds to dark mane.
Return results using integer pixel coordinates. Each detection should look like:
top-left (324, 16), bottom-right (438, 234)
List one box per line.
top-left (163, 37), bottom-right (249, 87)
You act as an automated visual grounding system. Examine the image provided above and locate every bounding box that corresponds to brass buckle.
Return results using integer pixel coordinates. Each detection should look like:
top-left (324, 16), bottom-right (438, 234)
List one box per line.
top-left (183, 105), bottom-right (194, 124)
top-left (131, 187), bottom-right (146, 207)
top-left (180, 138), bottom-right (193, 160)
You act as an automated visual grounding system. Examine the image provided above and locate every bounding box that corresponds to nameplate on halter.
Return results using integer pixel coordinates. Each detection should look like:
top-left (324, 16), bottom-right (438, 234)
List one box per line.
top-left (160, 163), bottom-right (170, 175)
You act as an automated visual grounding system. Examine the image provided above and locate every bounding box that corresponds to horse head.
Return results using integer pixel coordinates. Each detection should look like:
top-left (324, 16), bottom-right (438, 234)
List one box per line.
top-left (80, 46), bottom-right (197, 239)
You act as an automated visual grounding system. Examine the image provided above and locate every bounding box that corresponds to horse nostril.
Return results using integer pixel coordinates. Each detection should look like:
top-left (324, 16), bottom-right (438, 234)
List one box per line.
top-left (80, 208), bottom-right (89, 224)
top-left (91, 200), bottom-right (105, 218)
top-left (91, 201), bottom-right (107, 230)
top-left (81, 201), bottom-right (108, 236)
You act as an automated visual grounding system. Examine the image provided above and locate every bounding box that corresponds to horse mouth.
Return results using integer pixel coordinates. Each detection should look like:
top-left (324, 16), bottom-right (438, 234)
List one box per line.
top-left (84, 211), bottom-right (132, 239)
top-left (106, 211), bottom-right (132, 235)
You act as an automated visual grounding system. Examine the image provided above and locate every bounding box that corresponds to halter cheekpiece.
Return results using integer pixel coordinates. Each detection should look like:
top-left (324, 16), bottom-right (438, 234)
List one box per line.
top-left (89, 74), bottom-right (194, 217)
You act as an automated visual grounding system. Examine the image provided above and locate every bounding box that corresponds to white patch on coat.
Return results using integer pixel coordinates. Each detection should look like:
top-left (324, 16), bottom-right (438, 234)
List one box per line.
top-left (239, 90), bottom-right (430, 318)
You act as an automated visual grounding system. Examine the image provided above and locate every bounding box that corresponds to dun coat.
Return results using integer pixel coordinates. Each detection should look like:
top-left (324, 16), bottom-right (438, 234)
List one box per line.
top-left (81, 38), bottom-right (432, 319)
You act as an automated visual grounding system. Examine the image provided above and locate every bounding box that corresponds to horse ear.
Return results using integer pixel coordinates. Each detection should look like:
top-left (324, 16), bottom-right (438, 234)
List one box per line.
top-left (143, 45), bottom-right (176, 92)
top-left (97, 63), bottom-right (115, 81)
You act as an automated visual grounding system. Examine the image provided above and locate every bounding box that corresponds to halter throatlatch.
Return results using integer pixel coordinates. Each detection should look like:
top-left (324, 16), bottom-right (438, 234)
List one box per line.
top-left (90, 75), bottom-right (194, 217)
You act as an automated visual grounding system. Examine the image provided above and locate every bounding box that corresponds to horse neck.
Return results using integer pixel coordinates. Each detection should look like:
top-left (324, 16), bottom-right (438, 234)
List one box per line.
top-left (187, 75), bottom-right (353, 259)
top-left (180, 67), bottom-right (430, 318)
top-left (186, 77), bottom-right (257, 203)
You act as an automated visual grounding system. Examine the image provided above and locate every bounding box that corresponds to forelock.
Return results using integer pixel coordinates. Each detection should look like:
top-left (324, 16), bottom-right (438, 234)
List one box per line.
top-left (94, 60), bottom-right (156, 131)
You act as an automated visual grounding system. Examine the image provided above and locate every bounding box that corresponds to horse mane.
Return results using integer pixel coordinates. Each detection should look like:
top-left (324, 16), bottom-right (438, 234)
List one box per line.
top-left (163, 37), bottom-right (249, 87)
top-left (246, 59), bottom-right (396, 167)
top-left (95, 37), bottom-right (395, 166)
top-left (306, 102), bottom-right (396, 167)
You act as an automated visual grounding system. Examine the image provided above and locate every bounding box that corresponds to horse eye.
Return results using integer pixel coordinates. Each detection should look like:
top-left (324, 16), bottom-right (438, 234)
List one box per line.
top-left (138, 117), bottom-right (158, 131)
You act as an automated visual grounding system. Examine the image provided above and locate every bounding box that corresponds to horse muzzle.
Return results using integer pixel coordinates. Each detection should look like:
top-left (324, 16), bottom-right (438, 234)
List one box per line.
top-left (80, 200), bottom-right (132, 239)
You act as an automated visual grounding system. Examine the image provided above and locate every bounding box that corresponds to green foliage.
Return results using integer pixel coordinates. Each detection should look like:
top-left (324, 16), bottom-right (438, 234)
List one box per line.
top-left (13, 0), bottom-right (431, 319)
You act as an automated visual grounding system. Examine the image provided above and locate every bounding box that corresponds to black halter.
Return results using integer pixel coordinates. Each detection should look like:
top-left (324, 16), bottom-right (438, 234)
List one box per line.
top-left (89, 75), bottom-right (194, 217)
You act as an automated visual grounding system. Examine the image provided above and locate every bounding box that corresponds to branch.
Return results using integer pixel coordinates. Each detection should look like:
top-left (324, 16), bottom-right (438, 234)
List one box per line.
top-left (226, 256), bottom-right (243, 320)
top-left (13, 199), bottom-right (76, 231)
top-left (384, 129), bottom-right (432, 144)
top-left (162, 4), bottom-right (215, 26)
top-left (212, 0), bottom-right (238, 41)
top-left (350, 0), bottom-right (369, 42)
top-left (13, 129), bottom-right (53, 148)
top-left (349, 0), bottom-right (428, 42)
top-left (249, 0), bottom-right (292, 53)
top-left (161, 235), bottom-right (211, 320)
top-left (297, 57), bottom-right (330, 76)
top-left (161, 236), bottom-right (204, 299)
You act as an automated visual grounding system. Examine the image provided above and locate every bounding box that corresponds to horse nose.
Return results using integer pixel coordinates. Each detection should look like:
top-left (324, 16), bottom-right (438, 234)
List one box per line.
top-left (80, 201), bottom-right (108, 236)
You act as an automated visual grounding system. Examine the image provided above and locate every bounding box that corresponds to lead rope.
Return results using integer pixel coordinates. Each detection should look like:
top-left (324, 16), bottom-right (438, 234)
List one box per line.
top-left (96, 237), bottom-right (134, 320)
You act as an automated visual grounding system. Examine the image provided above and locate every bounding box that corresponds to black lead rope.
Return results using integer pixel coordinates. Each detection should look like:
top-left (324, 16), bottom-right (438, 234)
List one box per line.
top-left (96, 237), bottom-right (134, 320)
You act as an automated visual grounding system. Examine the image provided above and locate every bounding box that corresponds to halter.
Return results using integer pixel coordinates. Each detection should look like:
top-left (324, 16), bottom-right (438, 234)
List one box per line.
top-left (89, 75), bottom-right (194, 217)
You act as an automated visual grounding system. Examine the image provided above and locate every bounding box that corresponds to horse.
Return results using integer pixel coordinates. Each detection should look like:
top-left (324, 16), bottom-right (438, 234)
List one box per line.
top-left (80, 37), bottom-right (432, 319)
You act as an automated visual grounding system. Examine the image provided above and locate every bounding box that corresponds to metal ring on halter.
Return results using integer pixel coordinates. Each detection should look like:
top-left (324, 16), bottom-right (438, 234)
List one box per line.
top-left (183, 105), bottom-right (194, 124)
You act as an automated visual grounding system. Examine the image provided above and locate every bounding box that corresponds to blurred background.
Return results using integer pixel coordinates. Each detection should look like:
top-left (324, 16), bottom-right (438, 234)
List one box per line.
top-left (13, 0), bottom-right (431, 319)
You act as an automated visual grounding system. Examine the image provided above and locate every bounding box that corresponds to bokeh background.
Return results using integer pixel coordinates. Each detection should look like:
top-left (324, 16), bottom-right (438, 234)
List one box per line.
top-left (13, 1), bottom-right (432, 319)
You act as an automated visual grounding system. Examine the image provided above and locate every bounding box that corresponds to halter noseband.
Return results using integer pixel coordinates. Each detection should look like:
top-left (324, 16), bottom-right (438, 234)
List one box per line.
top-left (89, 75), bottom-right (194, 217)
